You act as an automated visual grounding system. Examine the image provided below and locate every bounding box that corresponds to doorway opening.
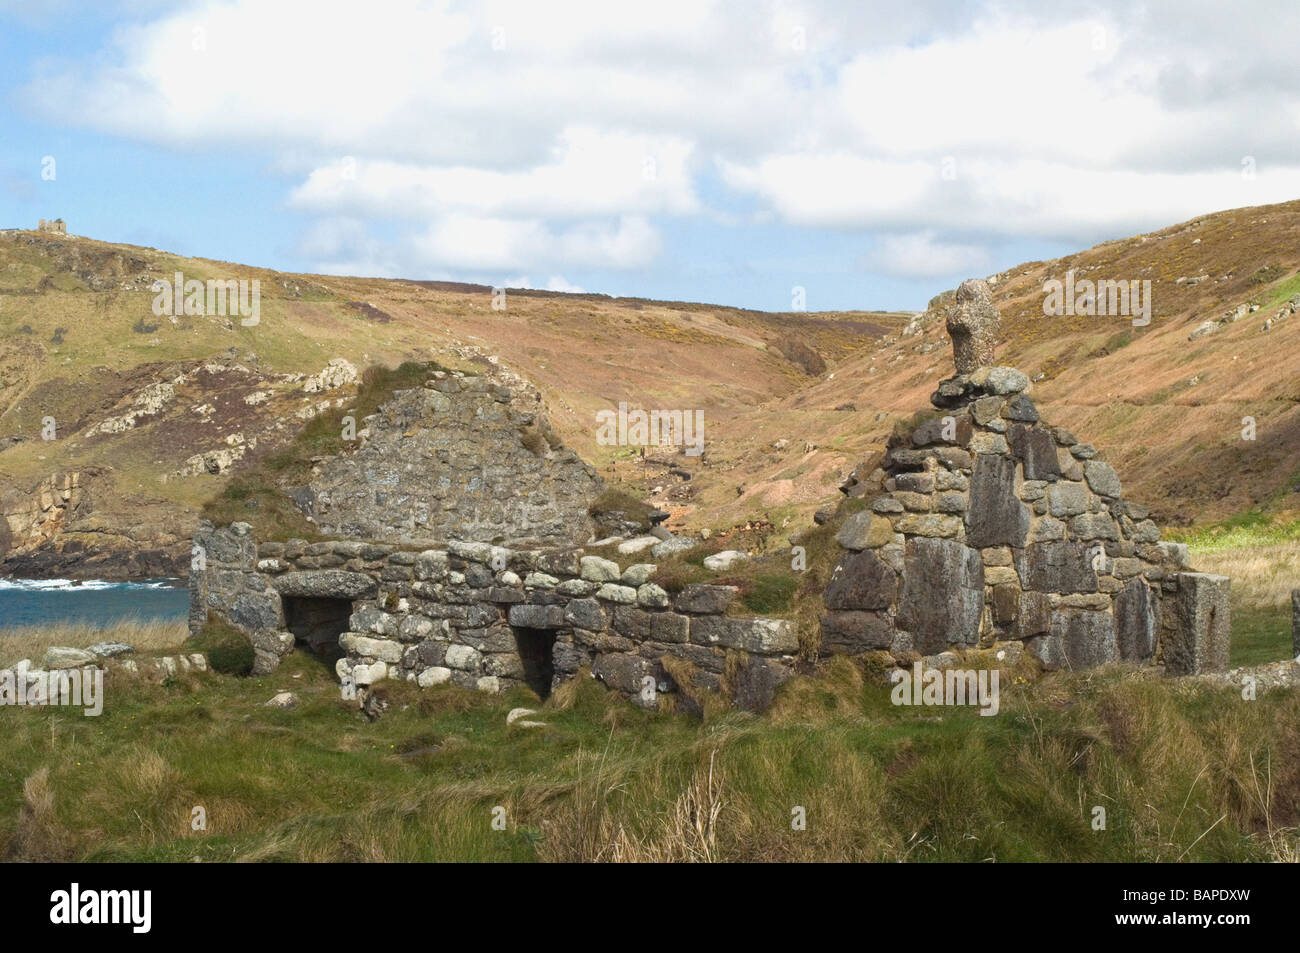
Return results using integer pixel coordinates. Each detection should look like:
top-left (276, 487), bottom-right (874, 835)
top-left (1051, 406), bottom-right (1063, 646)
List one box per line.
top-left (512, 626), bottom-right (557, 698)
top-left (282, 596), bottom-right (352, 666)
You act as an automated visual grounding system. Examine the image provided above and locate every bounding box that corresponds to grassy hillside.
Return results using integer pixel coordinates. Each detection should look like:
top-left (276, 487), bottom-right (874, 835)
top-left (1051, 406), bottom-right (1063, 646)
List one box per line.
top-left (2, 199), bottom-right (1300, 578)
top-left (0, 226), bottom-right (901, 576)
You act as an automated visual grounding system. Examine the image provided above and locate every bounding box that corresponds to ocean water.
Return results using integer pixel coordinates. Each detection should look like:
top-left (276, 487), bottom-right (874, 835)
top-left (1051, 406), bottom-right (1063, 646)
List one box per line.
top-left (0, 578), bottom-right (190, 630)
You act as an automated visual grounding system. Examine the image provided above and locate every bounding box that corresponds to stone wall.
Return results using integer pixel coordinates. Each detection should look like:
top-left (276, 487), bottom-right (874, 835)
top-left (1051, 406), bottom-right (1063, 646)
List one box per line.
top-left (1294, 588), bottom-right (1300, 659)
top-left (190, 522), bottom-right (798, 712)
top-left (824, 365), bottom-right (1231, 673)
top-left (291, 371), bottom-right (602, 547)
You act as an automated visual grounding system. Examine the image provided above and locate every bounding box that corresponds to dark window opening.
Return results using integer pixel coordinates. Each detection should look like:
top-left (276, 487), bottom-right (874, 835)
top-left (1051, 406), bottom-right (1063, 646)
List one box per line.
top-left (513, 626), bottom-right (557, 698)
top-left (283, 596), bottom-right (352, 665)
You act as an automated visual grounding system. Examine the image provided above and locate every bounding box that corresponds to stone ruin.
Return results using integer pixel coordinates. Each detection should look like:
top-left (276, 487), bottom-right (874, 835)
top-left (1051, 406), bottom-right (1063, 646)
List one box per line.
top-left (824, 278), bottom-right (1231, 674)
top-left (190, 369), bottom-right (798, 712)
top-left (38, 218), bottom-right (66, 235)
top-left (188, 281), bottom-right (1233, 716)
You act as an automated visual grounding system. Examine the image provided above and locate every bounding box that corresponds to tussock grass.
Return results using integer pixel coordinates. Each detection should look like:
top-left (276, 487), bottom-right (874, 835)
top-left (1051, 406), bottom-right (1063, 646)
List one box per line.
top-left (1, 644), bottom-right (1297, 862)
top-left (0, 618), bottom-right (188, 667)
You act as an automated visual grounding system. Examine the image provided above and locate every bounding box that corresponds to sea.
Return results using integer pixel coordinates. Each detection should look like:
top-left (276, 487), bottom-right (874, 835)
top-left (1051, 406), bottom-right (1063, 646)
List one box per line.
top-left (0, 578), bottom-right (190, 630)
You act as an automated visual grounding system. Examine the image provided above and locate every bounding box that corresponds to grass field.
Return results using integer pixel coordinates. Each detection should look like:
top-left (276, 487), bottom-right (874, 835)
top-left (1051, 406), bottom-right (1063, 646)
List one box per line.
top-left (1177, 516), bottom-right (1298, 667)
top-left (2, 645), bottom-right (1298, 863)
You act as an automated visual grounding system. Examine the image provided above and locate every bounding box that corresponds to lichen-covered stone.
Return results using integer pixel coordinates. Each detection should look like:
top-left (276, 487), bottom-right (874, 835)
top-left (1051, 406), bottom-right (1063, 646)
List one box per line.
top-left (1008, 425), bottom-right (1061, 482)
top-left (824, 549), bottom-right (898, 611)
top-left (563, 597), bottom-right (606, 631)
top-left (611, 605), bottom-right (689, 644)
top-left (595, 583), bottom-right (638, 604)
top-left (1002, 394), bottom-right (1038, 422)
top-left (1017, 540), bottom-right (1097, 593)
top-left (1028, 609), bottom-right (1116, 670)
top-left (1115, 577), bottom-right (1158, 662)
top-left (726, 655), bottom-right (793, 713)
top-left (580, 555), bottom-right (621, 582)
top-left (1084, 460), bottom-right (1122, 498)
top-left (271, 570), bottom-right (377, 599)
top-left (966, 454), bottom-right (1029, 548)
top-left (895, 513), bottom-right (963, 537)
top-left (820, 611), bottom-right (893, 654)
top-left (689, 616), bottom-right (798, 654)
top-left (945, 279), bottom-right (1000, 373)
top-left (1165, 572), bottom-right (1231, 675)
top-left (674, 584), bottom-right (738, 614)
top-left (636, 583), bottom-right (670, 608)
top-left (1047, 482), bottom-right (1090, 517)
top-left (895, 538), bottom-right (984, 653)
top-left (835, 511), bottom-right (894, 550)
top-left (507, 603), bottom-right (566, 629)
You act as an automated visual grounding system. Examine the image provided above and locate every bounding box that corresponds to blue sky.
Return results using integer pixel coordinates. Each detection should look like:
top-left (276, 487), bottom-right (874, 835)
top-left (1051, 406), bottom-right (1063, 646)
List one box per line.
top-left (3, 1), bottom-right (1299, 312)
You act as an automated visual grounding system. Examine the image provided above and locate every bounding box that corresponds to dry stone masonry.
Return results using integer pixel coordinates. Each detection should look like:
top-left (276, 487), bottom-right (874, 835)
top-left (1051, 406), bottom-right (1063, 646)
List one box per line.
top-left (824, 281), bottom-right (1232, 674)
top-left (191, 523), bottom-right (796, 711)
top-left (293, 371), bottom-right (601, 547)
top-left (189, 368), bottom-right (796, 711)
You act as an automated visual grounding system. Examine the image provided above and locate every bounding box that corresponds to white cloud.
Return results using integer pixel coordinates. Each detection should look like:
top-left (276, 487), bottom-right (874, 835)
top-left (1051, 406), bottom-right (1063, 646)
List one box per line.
top-left (19, 0), bottom-right (1300, 279)
top-left (863, 232), bottom-right (992, 279)
top-left (413, 214), bottom-right (660, 271)
top-left (720, 154), bottom-right (1300, 244)
top-left (288, 127), bottom-right (698, 220)
top-left (544, 275), bottom-right (585, 293)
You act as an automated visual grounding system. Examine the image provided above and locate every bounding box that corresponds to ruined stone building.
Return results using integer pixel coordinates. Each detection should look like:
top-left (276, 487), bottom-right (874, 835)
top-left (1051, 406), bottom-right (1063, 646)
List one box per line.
top-left (825, 279), bottom-right (1231, 674)
top-left (38, 218), bottom-right (66, 235)
top-left (189, 280), bottom-right (1231, 714)
top-left (190, 370), bottom-right (798, 711)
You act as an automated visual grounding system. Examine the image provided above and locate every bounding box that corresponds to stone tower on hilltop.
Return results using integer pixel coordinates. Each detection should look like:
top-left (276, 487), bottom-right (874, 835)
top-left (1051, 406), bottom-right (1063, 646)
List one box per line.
top-left (824, 279), bottom-right (1231, 674)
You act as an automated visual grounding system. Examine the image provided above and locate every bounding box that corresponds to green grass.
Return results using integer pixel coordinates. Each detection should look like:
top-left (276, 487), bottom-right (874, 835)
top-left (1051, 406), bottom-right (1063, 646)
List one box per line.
top-left (191, 615), bottom-right (255, 676)
top-left (1265, 271), bottom-right (1300, 306)
top-left (1168, 509), bottom-right (1298, 665)
top-left (2, 651), bottom-right (1297, 862)
top-left (1165, 512), bottom-right (1300, 554)
top-left (1231, 607), bottom-right (1294, 668)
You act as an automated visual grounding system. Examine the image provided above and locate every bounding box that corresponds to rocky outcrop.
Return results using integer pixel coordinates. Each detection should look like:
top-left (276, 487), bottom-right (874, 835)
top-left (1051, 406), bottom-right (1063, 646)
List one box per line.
top-left (0, 467), bottom-right (189, 580)
top-left (0, 471), bottom-right (86, 553)
top-left (0, 355), bottom-right (375, 580)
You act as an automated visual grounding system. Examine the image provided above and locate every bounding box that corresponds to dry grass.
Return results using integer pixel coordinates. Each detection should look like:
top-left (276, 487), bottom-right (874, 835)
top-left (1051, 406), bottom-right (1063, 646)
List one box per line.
top-left (3, 768), bottom-right (76, 862)
top-left (0, 618), bottom-right (188, 667)
top-left (538, 744), bottom-right (726, 862)
top-left (1194, 538), bottom-right (1300, 610)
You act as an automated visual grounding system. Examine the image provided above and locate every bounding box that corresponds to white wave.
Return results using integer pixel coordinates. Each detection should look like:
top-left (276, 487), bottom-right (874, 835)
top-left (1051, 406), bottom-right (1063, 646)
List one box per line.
top-left (0, 578), bottom-right (183, 593)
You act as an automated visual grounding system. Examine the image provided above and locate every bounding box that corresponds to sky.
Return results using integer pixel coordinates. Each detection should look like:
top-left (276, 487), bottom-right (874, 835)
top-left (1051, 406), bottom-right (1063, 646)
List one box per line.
top-left (2, 0), bottom-right (1299, 312)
